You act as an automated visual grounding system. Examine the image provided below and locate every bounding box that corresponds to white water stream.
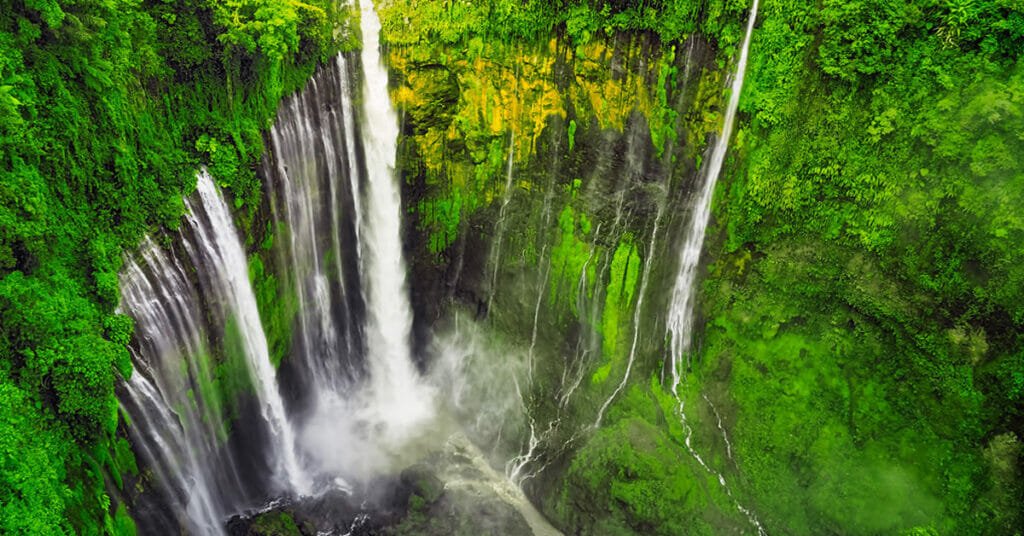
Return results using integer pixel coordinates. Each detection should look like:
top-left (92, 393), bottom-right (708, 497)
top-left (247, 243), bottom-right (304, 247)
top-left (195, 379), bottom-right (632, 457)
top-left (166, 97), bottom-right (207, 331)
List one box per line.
top-left (354, 1), bottom-right (434, 433)
top-left (663, 1), bottom-right (764, 533)
top-left (667, 0), bottom-right (759, 384)
top-left (185, 171), bottom-right (311, 495)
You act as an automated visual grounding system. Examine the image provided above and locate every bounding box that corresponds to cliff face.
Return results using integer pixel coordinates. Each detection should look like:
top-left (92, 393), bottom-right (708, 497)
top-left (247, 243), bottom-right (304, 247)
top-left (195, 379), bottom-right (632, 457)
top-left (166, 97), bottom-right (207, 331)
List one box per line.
top-left (381, 23), bottom-right (765, 533)
top-left (379, 2), bottom-right (1024, 534)
top-left (6, 0), bottom-right (1022, 533)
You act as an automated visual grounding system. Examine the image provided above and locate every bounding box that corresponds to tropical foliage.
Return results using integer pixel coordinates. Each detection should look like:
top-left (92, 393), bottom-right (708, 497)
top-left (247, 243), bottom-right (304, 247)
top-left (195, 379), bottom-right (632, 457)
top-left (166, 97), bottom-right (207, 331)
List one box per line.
top-left (0, 0), bottom-right (340, 531)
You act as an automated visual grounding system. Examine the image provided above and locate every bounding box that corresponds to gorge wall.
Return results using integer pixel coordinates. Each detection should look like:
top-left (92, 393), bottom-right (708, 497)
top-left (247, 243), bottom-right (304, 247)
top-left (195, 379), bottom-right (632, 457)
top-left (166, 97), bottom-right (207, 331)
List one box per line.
top-left (120, 2), bottom-right (1024, 534)
top-left (375, 1), bottom-right (1024, 534)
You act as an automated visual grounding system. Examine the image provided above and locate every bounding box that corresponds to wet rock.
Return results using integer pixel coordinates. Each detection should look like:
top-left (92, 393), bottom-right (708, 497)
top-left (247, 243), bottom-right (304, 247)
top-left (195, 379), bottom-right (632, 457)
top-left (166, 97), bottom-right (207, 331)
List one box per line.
top-left (226, 450), bottom-right (534, 536)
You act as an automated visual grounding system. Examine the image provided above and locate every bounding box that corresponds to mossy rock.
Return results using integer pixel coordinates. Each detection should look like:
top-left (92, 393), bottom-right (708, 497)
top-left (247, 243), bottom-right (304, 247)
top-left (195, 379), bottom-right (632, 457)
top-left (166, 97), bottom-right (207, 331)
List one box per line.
top-left (245, 512), bottom-right (302, 536)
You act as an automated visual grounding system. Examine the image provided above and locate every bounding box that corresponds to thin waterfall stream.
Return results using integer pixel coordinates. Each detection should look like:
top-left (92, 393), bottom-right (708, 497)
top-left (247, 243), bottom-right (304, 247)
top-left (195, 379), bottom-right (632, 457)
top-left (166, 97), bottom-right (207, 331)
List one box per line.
top-left (664, 0), bottom-right (764, 533)
top-left (667, 0), bottom-right (759, 387)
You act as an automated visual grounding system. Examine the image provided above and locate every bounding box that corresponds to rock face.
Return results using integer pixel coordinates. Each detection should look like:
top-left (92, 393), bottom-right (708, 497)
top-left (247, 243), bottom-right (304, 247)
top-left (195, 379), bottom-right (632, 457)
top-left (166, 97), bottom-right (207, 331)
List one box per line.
top-left (380, 25), bottom-right (760, 533)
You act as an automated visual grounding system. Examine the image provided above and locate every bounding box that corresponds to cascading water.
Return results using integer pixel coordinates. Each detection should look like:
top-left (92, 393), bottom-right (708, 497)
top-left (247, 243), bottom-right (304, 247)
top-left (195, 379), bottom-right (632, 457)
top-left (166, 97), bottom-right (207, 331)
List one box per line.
top-left (185, 172), bottom-right (311, 496)
top-left (120, 240), bottom-right (237, 535)
top-left (263, 53), bottom-right (364, 395)
top-left (594, 208), bottom-right (663, 427)
top-left (354, 0), bottom-right (433, 432)
top-left (667, 0), bottom-right (759, 385)
top-left (121, 171), bottom-right (309, 534)
top-left (117, 1), bottom-right (549, 532)
top-left (298, 3), bottom-right (437, 483)
top-left (487, 131), bottom-right (517, 311)
top-left (117, 1), bottom-right (764, 533)
top-left (662, 1), bottom-right (764, 533)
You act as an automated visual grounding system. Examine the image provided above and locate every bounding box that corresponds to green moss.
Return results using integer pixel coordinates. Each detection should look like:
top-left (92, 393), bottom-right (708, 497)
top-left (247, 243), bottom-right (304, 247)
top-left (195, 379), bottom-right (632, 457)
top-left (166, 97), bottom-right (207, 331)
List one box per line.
top-left (107, 437), bottom-right (139, 492)
top-left (554, 411), bottom-right (724, 535)
top-left (110, 503), bottom-right (136, 536)
top-left (218, 314), bottom-right (256, 424)
top-left (249, 511), bottom-right (301, 536)
top-left (649, 47), bottom-right (680, 157)
top-left (417, 192), bottom-right (463, 255)
top-left (250, 255), bottom-right (298, 368)
top-left (549, 204), bottom-right (595, 313)
top-left (697, 240), bottom-right (982, 533)
top-left (600, 237), bottom-right (640, 360)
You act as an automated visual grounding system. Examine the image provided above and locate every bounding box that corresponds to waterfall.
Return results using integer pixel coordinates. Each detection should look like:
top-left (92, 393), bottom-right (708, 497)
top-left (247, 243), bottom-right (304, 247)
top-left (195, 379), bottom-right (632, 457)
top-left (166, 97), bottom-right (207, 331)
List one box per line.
top-left (116, 2), bottom-right (535, 531)
top-left (121, 172), bottom-right (310, 534)
top-left (290, 2), bottom-right (434, 483)
top-left (118, 1), bottom-right (761, 532)
top-left (354, 0), bottom-right (434, 435)
top-left (120, 240), bottom-right (236, 535)
top-left (123, 31), bottom-right (439, 524)
top-left (666, 0), bottom-right (759, 389)
top-left (662, 2), bottom-right (765, 533)
top-left (264, 53), bottom-right (362, 393)
top-left (184, 172), bottom-right (311, 495)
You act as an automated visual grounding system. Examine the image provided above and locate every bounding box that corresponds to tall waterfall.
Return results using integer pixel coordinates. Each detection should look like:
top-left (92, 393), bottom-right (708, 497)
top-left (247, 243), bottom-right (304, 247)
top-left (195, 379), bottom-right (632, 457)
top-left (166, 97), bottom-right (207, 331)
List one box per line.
top-left (120, 5), bottom-right (443, 517)
top-left (296, 3), bottom-right (436, 484)
top-left (120, 238), bottom-right (236, 535)
top-left (354, 0), bottom-right (433, 433)
top-left (120, 171), bottom-right (309, 534)
top-left (666, 0), bottom-right (759, 389)
top-left (264, 54), bottom-right (363, 394)
top-left (185, 172), bottom-right (311, 495)
top-left (662, 2), bottom-right (764, 533)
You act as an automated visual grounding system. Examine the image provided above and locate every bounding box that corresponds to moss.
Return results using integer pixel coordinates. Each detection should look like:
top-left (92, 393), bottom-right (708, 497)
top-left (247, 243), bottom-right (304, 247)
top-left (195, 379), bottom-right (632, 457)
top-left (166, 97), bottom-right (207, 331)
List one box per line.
top-left (417, 192), bottom-right (463, 255)
top-left (591, 363), bottom-right (612, 385)
top-left (250, 255), bottom-right (298, 368)
top-left (548, 204), bottom-right (595, 314)
top-left (600, 237), bottom-right (640, 360)
top-left (554, 410), bottom-right (723, 535)
top-left (385, 28), bottom-right (688, 259)
top-left (110, 502), bottom-right (136, 536)
top-left (112, 437), bottom-right (139, 480)
top-left (697, 240), bottom-right (969, 533)
top-left (212, 314), bottom-right (257, 435)
top-left (249, 512), bottom-right (301, 536)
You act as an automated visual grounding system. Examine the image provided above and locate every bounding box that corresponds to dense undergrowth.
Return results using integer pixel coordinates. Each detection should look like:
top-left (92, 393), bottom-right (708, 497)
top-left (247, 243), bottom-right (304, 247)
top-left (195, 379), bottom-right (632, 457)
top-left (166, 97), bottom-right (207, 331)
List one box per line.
top-left (0, 0), bottom-right (345, 532)
top-left (704, 0), bottom-right (1024, 532)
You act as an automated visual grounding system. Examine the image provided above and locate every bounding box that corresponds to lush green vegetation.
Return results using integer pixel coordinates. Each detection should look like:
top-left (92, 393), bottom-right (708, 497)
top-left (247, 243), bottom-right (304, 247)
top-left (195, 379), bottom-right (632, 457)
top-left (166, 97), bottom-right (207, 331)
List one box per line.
top-left (700, 0), bottom-right (1024, 532)
top-left (0, 0), bottom-right (342, 531)
top-left (382, 0), bottom-right (1023, 534)
top-left (378, 0), bottom-right (750, 47)
top-left (1, 0), bottom-right (1021, 532)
